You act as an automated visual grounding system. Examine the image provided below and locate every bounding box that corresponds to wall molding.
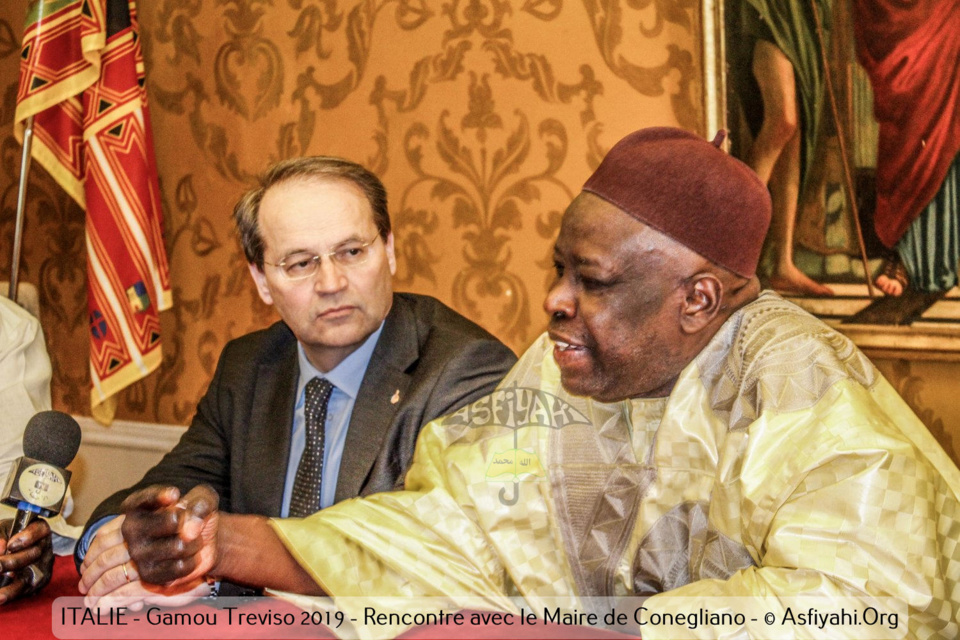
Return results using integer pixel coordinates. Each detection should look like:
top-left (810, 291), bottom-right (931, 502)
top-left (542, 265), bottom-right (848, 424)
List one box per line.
top-left (74, 416), bottom-right (186, 453)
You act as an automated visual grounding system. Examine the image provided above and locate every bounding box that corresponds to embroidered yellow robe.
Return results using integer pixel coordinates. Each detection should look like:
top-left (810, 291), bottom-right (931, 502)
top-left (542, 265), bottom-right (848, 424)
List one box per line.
top-left (274, 292), bottom-right (960, 639)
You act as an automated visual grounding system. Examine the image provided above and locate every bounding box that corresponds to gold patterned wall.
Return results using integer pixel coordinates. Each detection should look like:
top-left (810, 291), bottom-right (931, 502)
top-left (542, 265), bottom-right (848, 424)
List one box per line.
top-left (0, 0), bottom-right (703, 424)
top-left (872, 358), bottom-right (960, 465)
top-left (0, 0), bottom-right (957, 467)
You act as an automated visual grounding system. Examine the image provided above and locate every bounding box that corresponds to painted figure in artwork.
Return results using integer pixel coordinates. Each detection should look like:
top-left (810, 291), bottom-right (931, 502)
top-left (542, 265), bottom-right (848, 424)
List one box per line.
top-left (852, 0), bottom-right (960, 297)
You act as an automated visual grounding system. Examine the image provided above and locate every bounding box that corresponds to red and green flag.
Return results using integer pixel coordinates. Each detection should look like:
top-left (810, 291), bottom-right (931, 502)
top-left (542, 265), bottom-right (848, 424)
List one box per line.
top-left (15, 0), bottom-right (172, 421)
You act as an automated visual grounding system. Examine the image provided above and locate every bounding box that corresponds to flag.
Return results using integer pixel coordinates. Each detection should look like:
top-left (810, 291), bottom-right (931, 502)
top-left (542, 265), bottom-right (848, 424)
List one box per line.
top-left (14, 0), bottom-right (172, 422)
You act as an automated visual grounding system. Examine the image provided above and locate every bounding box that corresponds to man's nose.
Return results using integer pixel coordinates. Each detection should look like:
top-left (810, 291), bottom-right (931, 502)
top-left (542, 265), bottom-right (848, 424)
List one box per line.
top-left (313, 259), bottom-right (348, 294)
top-left (544, 279), bottom-right (575, 320)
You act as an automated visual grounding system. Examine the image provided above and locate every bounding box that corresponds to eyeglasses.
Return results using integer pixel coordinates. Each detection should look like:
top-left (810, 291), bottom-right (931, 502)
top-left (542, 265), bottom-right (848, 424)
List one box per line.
top-left (264, 235), bottom-right (381, 281)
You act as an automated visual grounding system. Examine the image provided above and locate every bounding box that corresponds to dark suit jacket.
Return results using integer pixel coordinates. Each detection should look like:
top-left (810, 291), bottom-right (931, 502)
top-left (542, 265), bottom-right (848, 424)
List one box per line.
top-left (80, 293), bottom-right (516, 547)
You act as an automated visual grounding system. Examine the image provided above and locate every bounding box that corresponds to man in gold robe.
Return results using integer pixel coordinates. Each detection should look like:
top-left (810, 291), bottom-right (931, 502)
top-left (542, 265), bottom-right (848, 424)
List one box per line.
top-left (121, 128), bottom-right (960, 639)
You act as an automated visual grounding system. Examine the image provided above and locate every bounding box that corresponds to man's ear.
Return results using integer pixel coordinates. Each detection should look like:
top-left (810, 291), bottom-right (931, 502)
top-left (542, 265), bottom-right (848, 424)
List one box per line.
top-left (679, 274), bottom-right (722, 334)
top-left (384, 232), bottom-right (397, 276)
top-left (248, 263), bottom-right (274, 305)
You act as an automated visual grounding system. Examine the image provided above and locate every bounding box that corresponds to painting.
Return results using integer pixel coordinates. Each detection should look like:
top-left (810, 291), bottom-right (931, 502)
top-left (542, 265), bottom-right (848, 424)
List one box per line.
top-left (702, 0), bottom-right (960, 358)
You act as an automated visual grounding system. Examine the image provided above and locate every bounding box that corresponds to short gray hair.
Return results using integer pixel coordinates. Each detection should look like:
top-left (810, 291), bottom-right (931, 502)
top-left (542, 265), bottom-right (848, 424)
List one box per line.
top-left (234, 156), bottom-right (390, 268)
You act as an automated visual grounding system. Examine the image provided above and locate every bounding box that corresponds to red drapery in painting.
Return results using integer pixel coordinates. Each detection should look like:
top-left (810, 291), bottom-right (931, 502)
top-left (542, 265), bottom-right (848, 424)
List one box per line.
top-left (852, 0), bottom-right (960, 248)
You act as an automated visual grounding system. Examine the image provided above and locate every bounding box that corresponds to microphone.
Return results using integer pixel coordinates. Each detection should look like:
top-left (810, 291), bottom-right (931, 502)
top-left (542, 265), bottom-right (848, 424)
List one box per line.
top-left (1, 410), bottom-right (81, 575)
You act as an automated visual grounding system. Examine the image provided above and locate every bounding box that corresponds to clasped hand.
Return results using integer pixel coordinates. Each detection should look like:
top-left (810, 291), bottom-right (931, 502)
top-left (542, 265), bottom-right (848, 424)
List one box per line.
top-left (78, 485), bottom-right (219, 609)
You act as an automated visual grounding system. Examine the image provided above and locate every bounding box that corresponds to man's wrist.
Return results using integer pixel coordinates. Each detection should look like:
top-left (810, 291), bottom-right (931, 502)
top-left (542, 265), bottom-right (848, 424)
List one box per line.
top-left (210, 512), bottom-right (244, 579)
top-left (75, 515), bottom-right (116, 565)
top-left (209, 513), bottom-right (274, 586)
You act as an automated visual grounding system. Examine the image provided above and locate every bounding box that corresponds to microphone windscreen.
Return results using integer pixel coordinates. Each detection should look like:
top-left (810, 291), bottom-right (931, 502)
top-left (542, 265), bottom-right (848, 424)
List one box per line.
top-left (22, 410), bottom-right (82, 468)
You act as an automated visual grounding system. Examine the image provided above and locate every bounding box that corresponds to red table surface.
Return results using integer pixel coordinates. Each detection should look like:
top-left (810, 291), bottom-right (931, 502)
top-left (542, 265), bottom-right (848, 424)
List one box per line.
top-left (4, 556), bottom-right (636, 640)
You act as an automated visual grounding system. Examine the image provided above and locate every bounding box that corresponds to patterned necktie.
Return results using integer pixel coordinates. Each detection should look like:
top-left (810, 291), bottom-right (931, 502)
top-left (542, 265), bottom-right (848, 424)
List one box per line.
top-left (289, 377), bottom-right (334, 518)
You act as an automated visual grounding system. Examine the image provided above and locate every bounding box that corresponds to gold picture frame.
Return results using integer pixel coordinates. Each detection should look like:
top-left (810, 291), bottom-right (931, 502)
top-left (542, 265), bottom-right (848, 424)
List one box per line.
top-left (700, 0), bottom-right (960, 360)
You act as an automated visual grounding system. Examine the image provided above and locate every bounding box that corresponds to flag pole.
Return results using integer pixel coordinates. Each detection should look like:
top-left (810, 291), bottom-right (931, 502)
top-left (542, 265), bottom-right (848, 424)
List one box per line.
top-left (8, 115), bottom-right (35, 305)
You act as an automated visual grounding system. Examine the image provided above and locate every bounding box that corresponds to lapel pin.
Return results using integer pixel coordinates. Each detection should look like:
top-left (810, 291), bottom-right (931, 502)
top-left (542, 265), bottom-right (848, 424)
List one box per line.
top-left (391, 389), bottom-right (400, 404)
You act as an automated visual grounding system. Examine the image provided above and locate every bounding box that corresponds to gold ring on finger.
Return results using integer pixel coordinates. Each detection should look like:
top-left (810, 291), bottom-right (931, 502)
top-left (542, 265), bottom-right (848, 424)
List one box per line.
top-left (121, 562), bottom-right (131, 582)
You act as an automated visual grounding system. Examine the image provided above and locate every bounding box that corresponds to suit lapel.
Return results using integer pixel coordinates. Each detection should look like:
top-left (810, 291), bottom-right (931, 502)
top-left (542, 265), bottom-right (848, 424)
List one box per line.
top-left (336, 295), bottom-right (418, 502)
top-left (243, 329), bottom-right (299, 516)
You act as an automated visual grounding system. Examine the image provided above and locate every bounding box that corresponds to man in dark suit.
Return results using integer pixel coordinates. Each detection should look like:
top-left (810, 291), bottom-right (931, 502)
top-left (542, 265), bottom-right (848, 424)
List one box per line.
top-left (75, 156), bottom-right (516, 605)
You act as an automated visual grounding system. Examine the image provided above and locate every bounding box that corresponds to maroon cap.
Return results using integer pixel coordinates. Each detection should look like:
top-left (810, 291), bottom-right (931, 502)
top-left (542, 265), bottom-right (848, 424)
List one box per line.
top-left (582, 127), bottom-right (771, 278)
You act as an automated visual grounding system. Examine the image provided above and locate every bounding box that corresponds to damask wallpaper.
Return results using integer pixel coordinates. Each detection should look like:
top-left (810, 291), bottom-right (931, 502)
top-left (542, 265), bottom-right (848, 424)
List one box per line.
top-left (0, 0), bottom-right (956, 465)
top-left (0, 0), bottom-right (703, 423)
